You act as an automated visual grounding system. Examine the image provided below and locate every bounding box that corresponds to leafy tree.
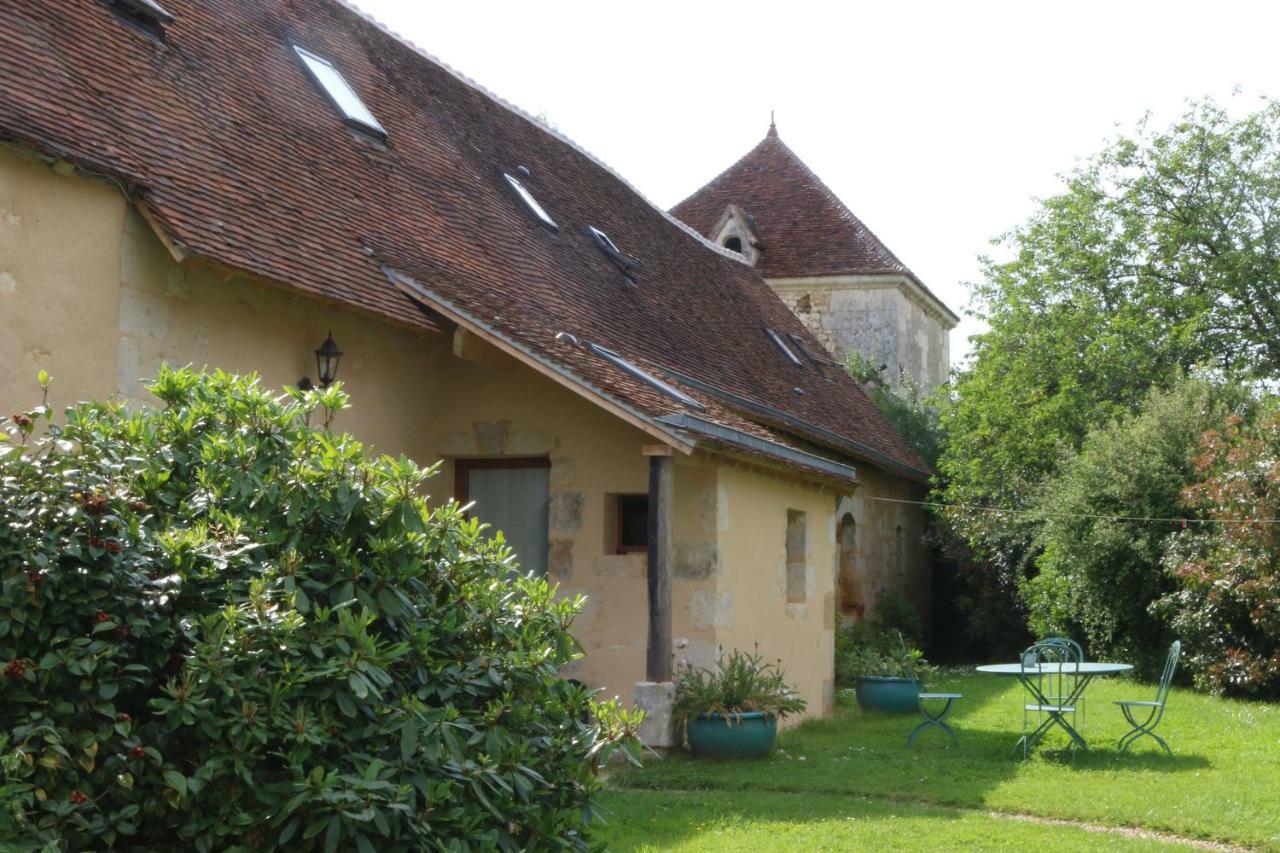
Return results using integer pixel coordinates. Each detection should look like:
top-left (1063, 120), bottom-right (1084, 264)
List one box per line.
top-left (938, 98), bottom-right (1280, 622)
top-left (0, 368), bottom-right (639, 851)
top-left (1022, 377), bottom-right (1250, 675)
top-left (844, 353), bottom-right (944, 469)
top-left (1157, 403), bottom-right (1280, 697)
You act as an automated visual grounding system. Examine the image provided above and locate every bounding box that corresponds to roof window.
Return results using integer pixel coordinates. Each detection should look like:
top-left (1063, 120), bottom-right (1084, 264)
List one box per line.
top-left (586, 342), bottom-right (704, 410)
top-left (766, 328), bottom-right (803, 367)
top-left (787, 333), bottom-right (828, 374)
top-left (101, 0), bottom-right (174, 38)
top-left (588, 226), bottom-right (636, 283)
top-left (504, 172), bottom-right (558, 231)
top-left (293, 46), bottom-right (386, 141)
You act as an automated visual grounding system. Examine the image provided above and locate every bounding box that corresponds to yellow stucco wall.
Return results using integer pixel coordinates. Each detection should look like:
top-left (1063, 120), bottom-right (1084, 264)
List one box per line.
top-left (712, 463), bottom-right (841, 721)
top-left (0, 146), bottom-right (125, 415)
top-left (0, 143), bottom-right (935, 722)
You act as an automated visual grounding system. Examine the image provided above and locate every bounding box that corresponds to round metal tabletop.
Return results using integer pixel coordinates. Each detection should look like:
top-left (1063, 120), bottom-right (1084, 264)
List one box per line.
top-left (975, 662), bottom-right (1134, 676)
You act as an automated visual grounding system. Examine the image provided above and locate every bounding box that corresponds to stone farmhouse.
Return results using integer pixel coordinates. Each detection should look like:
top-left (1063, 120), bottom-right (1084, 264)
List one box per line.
top-left (0, 0), bottom-right (944, 720)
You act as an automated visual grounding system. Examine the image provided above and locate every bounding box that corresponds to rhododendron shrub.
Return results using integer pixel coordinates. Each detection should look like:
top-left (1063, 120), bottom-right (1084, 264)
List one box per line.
top-left (0, 368), bottom-right (638, 851)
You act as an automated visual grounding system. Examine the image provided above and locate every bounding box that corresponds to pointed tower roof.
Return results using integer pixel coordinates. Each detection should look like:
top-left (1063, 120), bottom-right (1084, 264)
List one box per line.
top-left (673, 127), bottom-right (955, 324)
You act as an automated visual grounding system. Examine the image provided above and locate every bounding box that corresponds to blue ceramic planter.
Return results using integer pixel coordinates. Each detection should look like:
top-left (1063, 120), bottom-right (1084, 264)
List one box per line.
top-left (854, 676), bottom-right (922, 714)
top-left (686, 711), bottom-right (778, 759)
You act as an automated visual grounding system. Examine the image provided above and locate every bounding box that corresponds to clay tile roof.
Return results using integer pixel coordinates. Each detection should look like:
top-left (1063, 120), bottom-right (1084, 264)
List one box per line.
top-left (0, 0), bottom-right (930, 482)
top-left (673, 126), bottom-right (958, 323)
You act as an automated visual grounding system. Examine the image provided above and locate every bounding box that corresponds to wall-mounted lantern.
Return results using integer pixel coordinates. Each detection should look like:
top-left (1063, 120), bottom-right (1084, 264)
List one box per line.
top-left (297, 331), bottom-right (343, 390)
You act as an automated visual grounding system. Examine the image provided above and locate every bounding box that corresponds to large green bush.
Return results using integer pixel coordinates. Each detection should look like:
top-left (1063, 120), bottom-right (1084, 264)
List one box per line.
top-left (1157, 404), bottom-right (1280, 697)
top-left (0, 368), bottom-right (637, 851)
top-left (1022, 378), bottom-right (1248, 675)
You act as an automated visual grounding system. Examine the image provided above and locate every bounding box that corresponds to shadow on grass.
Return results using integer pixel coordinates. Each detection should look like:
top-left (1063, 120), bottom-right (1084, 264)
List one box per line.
top-left (611, 673), bottom-right (1210, 810)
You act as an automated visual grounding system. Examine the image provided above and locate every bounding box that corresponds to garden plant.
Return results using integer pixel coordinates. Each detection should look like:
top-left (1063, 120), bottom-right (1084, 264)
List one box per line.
top-left (0, 368), bottom-right (639, 851)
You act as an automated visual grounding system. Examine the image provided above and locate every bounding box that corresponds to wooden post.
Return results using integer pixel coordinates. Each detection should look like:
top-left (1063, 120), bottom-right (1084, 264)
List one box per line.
top-left (645, 446), bottom-right (674, 682)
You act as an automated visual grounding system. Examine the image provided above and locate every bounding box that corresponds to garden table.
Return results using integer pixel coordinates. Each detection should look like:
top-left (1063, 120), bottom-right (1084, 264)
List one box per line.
top-left (975, 661), bottom-right (1133, 753)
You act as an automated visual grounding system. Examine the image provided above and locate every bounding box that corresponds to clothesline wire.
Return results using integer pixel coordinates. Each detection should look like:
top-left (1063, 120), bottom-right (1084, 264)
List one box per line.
top-left (860, 495), bottom-right (1280, 525)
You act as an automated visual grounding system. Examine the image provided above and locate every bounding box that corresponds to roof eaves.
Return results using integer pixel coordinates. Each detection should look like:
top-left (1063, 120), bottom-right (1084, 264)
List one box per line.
top-left (383, 265), bottom-right (696, 455)
top-left (653, 364), bottom-right (932, 482)
top-left (657, 412), bottom-right (858, 484)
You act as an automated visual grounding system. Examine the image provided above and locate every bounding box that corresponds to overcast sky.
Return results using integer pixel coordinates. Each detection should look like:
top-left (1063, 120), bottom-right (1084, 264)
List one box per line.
top-left (351, 0), bottom-right (1280, 367)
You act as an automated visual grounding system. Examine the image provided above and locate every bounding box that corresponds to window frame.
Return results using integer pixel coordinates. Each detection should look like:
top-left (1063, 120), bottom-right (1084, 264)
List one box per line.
top-left (503, 172), bottom-right (558, 232)
top-left (612, 493), bottom-right (649, 555)
top-left (292, 45), bottom-right (387, 142)
top-left (453, 456), bottom-right (552, 510)
top-left (766, 328), bottom-right (804, 367)
top-left (588, 226), bottom-right (637, 282)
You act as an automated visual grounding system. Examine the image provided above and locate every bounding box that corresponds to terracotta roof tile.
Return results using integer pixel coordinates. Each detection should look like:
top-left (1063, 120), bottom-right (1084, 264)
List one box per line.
top-left (672, 127), bottom-right (954, 326)
top-left (0, 0), bottom-right (929, 481)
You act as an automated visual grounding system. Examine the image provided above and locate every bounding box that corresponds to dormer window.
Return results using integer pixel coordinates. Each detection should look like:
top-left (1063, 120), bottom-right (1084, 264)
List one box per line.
top-left (101, 0), bottom-right (174, 39)
top-left (503, 172), bottom-right (558, 231)
top-left (588, 226), bottom-right (636, 283)
top-left (766, 328), bottom-right (803, 367)
top-left (293, 46), bottom-right (386, 142)
top-left (711, 204), bottom-right (760, 265)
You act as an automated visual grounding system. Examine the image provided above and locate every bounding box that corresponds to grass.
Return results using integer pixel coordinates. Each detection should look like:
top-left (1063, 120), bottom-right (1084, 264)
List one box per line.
top-left (596, 789), bottom-right (1180, 851)
top-left (601, 672), bottom-right (1280, 850)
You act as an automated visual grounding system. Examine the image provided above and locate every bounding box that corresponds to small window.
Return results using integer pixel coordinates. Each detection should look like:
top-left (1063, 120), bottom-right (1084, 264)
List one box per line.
top-left (766, 328), bottom-right (803, 367)
top-left (609, 494), bottom-right (649, 554)
top-left (588, 226), bottom-right (636, 281)
top-left (102, 0), bottom-right (174, 38)
top-left (586, 342), bottom-right (705, 411)
top-left (786, 509), bottom-right (807, 603)
top-left (293, 46), bottom-right (386, 140)
top-left (723, 236), bottom-right (743, 253)
top-left (503, 172), bottom-right (558, 231)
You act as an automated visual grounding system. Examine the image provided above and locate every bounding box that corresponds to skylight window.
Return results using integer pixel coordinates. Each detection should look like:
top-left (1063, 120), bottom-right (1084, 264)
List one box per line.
top-left (586, 343), bottom-right (705, 410)
top-left (787, 333), bottom-right (827, 373)
top-left (504, 172), bottom-right (558, 231)
top-left (293, 46), bottom-right (386, 140)
top-left (102, 0), bottom-right (174, 38)
top-left (766, 328), bottom-right (803, 367)
top-left (588, 226), bottom-right (636, 282)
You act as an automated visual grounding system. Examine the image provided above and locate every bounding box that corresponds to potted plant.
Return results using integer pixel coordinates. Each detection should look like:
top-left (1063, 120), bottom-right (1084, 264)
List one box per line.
top-left (839, 629), bottom-right (935, 714)
top-left (673, 648), bottom-right (807, 759)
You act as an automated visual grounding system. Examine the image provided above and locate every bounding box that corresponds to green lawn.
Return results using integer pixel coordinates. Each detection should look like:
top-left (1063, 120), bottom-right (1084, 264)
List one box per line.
top-left (602, 672), bottom-right (1280, 850)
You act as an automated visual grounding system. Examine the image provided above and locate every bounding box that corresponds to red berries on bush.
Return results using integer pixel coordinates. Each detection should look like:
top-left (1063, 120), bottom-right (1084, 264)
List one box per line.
top-left (3, 660), bottom-right (23, 679)
top-left (93, 611), bottom-right (111, 624)
top-left (69, 790), bottom-right (88, 805)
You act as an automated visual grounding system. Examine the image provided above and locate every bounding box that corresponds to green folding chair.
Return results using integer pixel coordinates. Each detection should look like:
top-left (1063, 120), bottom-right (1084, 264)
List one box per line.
top-left (1042, 636), bottom-right (1086, 730)
top-left (1115, 640), bottom-right (1180, 755)
top-left (1018, 639), bottom-right (1085, 758)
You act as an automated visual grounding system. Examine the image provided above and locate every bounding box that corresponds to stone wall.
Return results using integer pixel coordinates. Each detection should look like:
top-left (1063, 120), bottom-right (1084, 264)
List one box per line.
top-left (769, 273), bottom-right (954, 391)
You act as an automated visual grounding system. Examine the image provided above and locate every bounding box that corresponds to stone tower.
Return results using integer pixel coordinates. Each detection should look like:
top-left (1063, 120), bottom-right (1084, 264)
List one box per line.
top-left (672, 122), bottom-right (957, 390)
